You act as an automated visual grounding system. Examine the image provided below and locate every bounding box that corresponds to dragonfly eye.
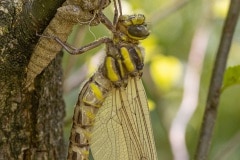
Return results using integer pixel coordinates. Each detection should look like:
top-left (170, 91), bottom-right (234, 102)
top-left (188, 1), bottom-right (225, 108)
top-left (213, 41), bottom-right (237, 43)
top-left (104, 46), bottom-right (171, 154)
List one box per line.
top-left (128, 25), bottom-right (149, 39)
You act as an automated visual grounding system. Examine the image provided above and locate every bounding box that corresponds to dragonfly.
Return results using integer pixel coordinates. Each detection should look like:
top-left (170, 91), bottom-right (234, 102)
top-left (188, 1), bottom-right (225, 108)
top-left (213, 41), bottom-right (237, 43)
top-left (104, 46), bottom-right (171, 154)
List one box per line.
top-left (51, 0), bottom-right (158, 159)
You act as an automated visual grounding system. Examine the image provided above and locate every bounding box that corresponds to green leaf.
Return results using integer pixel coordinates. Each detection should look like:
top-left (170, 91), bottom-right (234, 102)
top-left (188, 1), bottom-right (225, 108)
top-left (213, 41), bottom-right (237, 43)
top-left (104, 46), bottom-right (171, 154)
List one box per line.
top-left (222, 65), bottom-right (240, 92)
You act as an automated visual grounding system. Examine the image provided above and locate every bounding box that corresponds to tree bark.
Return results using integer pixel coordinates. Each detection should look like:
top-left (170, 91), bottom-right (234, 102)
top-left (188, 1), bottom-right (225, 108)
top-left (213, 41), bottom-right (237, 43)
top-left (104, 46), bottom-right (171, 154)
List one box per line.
top-left (0, 0), bottom-right (66, 159)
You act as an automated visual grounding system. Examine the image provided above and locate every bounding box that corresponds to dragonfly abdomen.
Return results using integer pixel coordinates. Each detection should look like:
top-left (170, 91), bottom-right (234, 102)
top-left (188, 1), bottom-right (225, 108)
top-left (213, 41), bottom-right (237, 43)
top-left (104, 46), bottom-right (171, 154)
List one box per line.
top-left (67, 71), bottom-right (112, 160)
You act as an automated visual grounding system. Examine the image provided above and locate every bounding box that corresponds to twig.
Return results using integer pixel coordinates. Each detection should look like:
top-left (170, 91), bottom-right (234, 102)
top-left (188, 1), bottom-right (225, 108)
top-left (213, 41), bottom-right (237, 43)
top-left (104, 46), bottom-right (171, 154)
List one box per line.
top-left (195, 1), bottom-right (240, 160)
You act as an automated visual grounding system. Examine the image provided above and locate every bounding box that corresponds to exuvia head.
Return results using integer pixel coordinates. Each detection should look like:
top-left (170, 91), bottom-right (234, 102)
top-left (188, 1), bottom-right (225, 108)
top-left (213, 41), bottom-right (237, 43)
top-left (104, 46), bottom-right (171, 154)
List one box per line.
top-left (116, 14), bottom-right (150, 42)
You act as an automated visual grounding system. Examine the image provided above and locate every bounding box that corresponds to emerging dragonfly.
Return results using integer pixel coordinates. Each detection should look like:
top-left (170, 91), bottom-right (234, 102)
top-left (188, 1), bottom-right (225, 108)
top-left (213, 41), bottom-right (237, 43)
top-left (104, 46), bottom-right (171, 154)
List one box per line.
top-left (52, 0), bottom-right (158, 159)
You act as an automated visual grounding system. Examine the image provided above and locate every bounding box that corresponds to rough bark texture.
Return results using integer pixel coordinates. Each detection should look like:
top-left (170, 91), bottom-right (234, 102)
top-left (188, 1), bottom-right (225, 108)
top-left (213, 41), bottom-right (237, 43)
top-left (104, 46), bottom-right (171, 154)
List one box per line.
top-left (0, 0), bottom-right (66, 159)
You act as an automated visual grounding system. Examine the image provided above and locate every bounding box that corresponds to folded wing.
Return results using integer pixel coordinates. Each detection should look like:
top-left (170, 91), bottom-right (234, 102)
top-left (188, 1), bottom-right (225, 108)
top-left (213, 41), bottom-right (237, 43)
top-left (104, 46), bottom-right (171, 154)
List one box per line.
top-left (90, 77), bottom-right (158, 160)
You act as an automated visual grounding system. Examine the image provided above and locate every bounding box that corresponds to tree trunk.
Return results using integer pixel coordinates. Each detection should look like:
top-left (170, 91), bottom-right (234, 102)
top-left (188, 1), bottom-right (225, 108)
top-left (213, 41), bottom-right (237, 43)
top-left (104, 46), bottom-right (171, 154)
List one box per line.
top-left (0, 0), bottom-right (66, 159)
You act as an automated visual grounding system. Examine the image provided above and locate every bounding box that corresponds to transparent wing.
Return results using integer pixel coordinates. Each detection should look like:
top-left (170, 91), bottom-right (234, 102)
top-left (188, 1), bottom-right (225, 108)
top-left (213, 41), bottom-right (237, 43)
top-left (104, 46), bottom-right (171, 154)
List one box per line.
top-left (90, 77), bottom-right (158, 160)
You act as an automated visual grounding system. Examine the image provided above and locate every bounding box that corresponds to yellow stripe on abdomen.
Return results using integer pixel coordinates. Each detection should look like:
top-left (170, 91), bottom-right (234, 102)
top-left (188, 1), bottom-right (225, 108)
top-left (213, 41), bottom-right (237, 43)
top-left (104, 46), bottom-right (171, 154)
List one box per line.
top-left (89, 83), bottom-right (104, 101)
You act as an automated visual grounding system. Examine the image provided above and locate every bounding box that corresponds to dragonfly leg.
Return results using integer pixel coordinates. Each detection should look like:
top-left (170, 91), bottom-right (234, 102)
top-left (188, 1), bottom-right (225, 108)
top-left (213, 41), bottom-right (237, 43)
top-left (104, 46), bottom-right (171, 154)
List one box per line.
top-left (53, 36), bottom-right (112, 55)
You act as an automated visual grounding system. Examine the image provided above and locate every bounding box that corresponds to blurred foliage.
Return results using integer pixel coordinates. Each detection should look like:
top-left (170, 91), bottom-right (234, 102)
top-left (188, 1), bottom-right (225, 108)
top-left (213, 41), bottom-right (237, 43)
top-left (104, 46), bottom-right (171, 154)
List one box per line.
top-left (62, 0), bottom-right (240, 159)
top-left (222, 65), bottom-right (240, 92)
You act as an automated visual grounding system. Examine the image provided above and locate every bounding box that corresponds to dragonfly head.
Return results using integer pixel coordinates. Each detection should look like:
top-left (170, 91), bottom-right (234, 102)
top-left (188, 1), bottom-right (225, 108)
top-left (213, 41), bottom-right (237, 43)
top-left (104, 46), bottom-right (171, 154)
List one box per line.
top-left (116, 14), bottom-right (150, 42)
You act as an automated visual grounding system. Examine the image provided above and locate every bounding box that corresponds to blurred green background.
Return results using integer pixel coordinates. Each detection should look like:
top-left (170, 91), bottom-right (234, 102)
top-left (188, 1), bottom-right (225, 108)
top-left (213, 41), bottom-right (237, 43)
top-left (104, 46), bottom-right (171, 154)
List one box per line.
top-left (62, 0), bottom-right (240, 159)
